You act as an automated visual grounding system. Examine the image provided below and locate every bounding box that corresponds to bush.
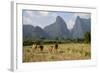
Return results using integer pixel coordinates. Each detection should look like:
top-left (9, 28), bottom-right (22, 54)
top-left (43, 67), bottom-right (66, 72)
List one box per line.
top-left (84, 32), bottom-right (91, 43)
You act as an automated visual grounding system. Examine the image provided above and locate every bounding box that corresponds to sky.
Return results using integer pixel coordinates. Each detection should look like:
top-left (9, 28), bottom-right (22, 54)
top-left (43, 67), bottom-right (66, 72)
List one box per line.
top-left (22, 10), bottom-right (91, 30)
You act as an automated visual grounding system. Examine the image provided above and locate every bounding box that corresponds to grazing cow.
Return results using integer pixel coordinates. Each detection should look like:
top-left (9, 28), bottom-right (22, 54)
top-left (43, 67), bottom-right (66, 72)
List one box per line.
top-left (49, 46), bottom-right (54, 53)
top-left (54, 43), bottom-right (59, 53)
top-left (32, 44), bottom-right (37, 49)
top-left (34, 45), bottom-right (38, 51)
top-left (39, 45), bottom-right (44, 52)
top-left (55, 43), bottom-right (58, 50)
top-left (32, 44), bottom-right (38, 52)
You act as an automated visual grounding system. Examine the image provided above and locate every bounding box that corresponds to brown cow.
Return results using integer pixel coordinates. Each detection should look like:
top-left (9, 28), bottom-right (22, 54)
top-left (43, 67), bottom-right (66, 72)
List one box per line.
top-left (39, 45), bottom-right (44, 52)
top-left (54, 43), bottom-right (59, 53)
top-left (49, 46), bottom-right (54, 53)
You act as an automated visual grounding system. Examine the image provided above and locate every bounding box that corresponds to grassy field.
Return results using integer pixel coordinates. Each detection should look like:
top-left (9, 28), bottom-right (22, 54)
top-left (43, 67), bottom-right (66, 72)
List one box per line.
top-left (23, 43), bottom-right (91, 62)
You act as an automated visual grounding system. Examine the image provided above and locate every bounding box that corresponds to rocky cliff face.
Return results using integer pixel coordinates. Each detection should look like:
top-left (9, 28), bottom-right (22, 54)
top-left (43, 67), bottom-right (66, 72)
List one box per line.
top-left (44, 16), bottom-right (70, 39)
top-left (71, 16), bottom-right (91, 39)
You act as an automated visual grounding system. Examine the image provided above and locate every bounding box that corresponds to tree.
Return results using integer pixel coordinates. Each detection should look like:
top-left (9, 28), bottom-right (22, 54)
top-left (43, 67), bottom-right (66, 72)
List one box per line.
top-left (84, 32), bottom-right (91, 43)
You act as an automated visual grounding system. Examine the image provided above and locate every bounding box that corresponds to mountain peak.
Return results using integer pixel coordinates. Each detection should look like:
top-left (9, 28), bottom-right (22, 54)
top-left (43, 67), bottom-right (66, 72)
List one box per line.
top-left (56, 16), bottom-right (62, 19)
top-left (56, 16), bottom-right (64, 22)
top-left (35, 26), bottom-right (41, 29)
top-left (71, 16), bottom-right (91, 39)
top-left (34, 26), bottom-right (44, 32)
top-left (76, 16), bottom-right (81, 20)
top-left (44, 15), bottom-right (70, 39)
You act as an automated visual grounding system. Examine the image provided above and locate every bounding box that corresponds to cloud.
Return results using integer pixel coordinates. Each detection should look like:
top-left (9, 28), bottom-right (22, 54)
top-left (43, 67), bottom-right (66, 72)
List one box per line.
top-left (67, 19), bottom-right (75, 30)
top-left (22, 10), bottom-right (57, 28)
top-left (67, 17), bottom-right (76, 30)
top-left (23, 16), bottom-right (32, 24)
top-left (39, 11), bottom-right (49, 16)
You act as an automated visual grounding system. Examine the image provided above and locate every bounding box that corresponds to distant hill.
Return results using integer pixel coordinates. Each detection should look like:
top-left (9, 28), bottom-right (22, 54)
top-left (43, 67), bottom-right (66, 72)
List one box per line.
top-left (23, 25), bottom-right (50, 41)
top-left (32, 26), bottom-right (50, 39)
top-left (23, 25), bottom-right (34, 40)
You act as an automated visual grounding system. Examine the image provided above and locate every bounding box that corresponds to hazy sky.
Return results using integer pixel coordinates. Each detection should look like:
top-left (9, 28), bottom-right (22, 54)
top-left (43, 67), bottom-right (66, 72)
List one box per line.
top-left (22, 10), bottom-right (91, 30)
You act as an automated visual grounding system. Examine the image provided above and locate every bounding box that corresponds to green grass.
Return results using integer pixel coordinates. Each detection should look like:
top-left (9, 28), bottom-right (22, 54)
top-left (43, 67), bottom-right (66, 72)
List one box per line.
top-left (23, 43), bottom-right (91, 62)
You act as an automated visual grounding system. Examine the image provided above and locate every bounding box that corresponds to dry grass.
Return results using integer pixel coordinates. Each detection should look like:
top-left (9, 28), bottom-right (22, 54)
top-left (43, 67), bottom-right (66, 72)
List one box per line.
top-left (23, 43), bottom-right (91, 62)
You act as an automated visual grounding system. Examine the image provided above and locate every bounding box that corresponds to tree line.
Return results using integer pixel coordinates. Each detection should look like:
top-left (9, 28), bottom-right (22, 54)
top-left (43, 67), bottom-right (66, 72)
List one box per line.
top-left (23, 32), bottom-right (91, 46)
